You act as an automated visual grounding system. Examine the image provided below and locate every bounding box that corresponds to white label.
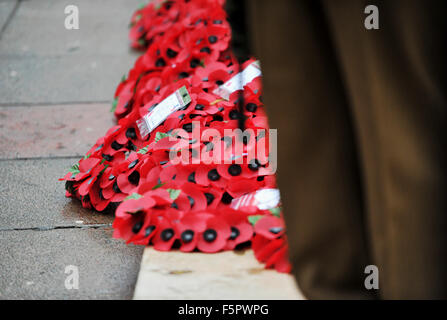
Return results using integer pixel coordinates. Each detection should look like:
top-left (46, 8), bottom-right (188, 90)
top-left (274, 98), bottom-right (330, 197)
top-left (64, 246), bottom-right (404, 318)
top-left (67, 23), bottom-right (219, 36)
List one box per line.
top-left (231, 188), bottom-right (280, 210)
top-left (137, 86), bottom-right (191, 138)
top-left (213, 60), bottom-right (262, 100)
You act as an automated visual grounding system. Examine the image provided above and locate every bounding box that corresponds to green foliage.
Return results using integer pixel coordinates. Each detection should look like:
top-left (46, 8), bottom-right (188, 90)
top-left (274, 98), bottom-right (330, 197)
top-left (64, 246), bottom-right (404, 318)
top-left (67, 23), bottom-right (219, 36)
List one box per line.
top-left (155, 132), bottom-right (171, 142)
top-left (248, 215), bottom-right (264, 226)
top-left (110, 97), bottom-right (118, 113)
top-left (269, 207), bottom-right (281, 217)
top-left (124, 193), bottom-right (143, 201)
top-left (166, 189), bottom-right (181, 200)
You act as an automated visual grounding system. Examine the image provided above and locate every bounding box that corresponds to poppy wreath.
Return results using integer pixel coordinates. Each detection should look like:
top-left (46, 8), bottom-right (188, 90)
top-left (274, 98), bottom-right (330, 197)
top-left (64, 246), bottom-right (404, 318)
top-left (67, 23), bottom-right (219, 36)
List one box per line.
top-left (61, 0), bottom-right (291, 273)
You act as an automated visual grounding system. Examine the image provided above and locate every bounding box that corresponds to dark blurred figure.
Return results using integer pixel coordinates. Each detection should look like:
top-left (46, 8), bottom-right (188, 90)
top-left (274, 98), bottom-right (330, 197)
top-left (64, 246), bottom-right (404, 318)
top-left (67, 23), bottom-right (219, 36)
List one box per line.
top-left (240, 0), bottom-right (447, 299)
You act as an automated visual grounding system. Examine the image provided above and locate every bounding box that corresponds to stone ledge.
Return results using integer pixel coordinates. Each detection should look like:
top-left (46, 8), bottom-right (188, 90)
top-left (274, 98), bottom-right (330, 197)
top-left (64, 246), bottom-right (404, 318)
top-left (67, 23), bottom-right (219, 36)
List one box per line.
top-left (133, 248), bottom-right (304, 300)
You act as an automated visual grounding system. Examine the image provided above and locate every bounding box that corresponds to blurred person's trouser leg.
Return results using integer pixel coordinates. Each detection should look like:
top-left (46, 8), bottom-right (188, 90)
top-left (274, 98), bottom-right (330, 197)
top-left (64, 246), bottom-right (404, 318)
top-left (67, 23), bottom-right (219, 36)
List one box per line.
top-left (246, 0), bottom-right (447, 299)
top-left (246, 0), bottom-right (374, 299)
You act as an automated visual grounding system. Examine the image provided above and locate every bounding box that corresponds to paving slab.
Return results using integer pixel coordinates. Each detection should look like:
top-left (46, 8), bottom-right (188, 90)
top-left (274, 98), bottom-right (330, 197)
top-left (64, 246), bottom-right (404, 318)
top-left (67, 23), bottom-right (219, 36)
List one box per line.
top-left (0, 227), bottom-right (144, 299)
top-left (133, 248), bottom-right (304, 300)
top-left (0, 0), bottom-right (146, 300)
top-left (0, 0), bottom-right (142, 56)
top-left (0, 55), bottom-right (137, 104)
top-left (0, 158), bottom-right (114, 229)
top-left (0, 103), bottom-right (114, 159)
top-left (0, 0), bottom-right (141, 104)
top-left (0, 1), bottom-right (17, 33)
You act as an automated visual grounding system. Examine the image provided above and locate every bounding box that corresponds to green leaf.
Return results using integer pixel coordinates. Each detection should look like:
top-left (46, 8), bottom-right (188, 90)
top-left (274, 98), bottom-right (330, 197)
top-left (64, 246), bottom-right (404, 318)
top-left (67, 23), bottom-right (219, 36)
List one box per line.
top-left (166, 189), bottom-right (181, 201)
top-left (155, 132), bottom-right (171, 142)
top-left (99, 164), bottom-right (109, 175)
top-left (178, 86), bottom-right (191, 105)
top-left (110, 97), bottom-right (118, 113)
top-left (83, 153), bottom-right (91, 160)
top-left (210, 98), bottom-right (224, 105)
top-left (154, 0), bottom-right (166, 10)
top-left (138, 38), bottom-right (147, 47)
top-left (248, 215), bottom-right (264, 226)
top-left (269, 207), bottom-right (281, 217)
top-left (124, 193), bottom-right (143, 201)
top-left (199, 59), bottom-right (205, 67)
top-left (137, 145), bottom-right (149, 154)
top-left (152, 182), bottom-right (166, 190)
top-left (68, 163), bottom-right (80, 176)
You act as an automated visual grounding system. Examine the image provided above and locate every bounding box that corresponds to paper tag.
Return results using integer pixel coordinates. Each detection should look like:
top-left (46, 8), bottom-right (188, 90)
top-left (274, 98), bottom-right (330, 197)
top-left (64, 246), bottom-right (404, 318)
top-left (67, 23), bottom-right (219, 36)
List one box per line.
top-left (230, 188), bottom-right (280, 210)
top-left (213, 60), bottom-right (262, 100)
top-left (137, 86), bottom-right (191, 138)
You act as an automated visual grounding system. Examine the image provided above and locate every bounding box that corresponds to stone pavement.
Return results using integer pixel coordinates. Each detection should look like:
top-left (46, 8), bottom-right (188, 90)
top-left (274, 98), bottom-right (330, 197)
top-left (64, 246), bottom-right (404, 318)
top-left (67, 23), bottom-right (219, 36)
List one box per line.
top-left (0, 0), bottom-right (144, 299)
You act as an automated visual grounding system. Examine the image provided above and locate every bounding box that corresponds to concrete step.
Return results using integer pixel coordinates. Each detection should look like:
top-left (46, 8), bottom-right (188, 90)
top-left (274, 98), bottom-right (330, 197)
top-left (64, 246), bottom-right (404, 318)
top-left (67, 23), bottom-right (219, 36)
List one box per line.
top-left (133, 248), bottom-right (304, 300)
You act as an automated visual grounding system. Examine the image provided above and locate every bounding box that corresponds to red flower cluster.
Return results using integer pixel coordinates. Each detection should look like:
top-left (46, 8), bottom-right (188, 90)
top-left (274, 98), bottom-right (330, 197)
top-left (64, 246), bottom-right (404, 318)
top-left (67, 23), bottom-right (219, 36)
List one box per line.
top-left (61, 0), bottom-right (291, 273)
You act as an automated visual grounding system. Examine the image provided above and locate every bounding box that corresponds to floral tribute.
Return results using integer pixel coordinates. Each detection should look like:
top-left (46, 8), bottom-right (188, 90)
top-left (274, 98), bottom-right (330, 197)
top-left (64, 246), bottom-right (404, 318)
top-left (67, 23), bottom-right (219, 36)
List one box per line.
top-left (61, 0), bottom-right (291, 273)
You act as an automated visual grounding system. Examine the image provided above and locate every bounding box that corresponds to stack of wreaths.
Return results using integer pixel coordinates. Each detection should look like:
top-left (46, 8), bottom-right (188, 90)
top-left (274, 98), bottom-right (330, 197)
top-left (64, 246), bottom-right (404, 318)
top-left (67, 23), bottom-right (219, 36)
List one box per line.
top-left (61, 0), bottom-right (291, 273)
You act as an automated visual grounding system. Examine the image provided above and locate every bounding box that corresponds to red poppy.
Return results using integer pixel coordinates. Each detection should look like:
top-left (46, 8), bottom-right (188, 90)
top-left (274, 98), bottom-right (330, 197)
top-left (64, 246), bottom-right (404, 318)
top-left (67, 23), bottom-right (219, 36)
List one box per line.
top-left (112, 195), bottom-right (156, 243)
top-left (253, 215), bottom-right (285, 240)
top-left (196, 215), bottom-right (231, 253)
top-left (220, 209), bottom-right (253, 249)
top-left (264, 241), bottom-right (292, 273)
top-left (152, 214), bottom-right (178, 251)
top-left (113, 81), bottom-right (135, 118)
top-left (175, 212), bottom-right (209, 252)
top-left (195, 164), bottom-right (228, 188)
top-left (89, 181), bottom-right (111, 212)
top-left (252, 234), bottom-right (292, 273)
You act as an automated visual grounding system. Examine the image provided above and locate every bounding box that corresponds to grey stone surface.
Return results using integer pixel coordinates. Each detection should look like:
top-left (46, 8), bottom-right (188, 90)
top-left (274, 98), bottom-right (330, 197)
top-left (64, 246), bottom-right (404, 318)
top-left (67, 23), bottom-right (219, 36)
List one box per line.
top-left (0, 158), bottom-right (114, 229)
top-left (0, 1), bottom-right (17, 33)
top-left (0, 0), bottom-right (146, 300)
top-left (0, 0), bottom-right (142, 56)
top-left (0, 53), bottom-right (138, 104)
top-left (0, 0), bottom-right (141, 104)
top-left (0, 227), bottom-right (144, 299)
top-left (0, 103), bottom-right (114, 159)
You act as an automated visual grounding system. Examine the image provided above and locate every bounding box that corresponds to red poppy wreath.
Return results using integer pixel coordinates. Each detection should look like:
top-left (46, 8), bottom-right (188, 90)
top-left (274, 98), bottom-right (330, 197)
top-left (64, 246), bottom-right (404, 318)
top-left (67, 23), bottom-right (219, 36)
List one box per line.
top-left (61, 0), bottom-right (291, 273)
